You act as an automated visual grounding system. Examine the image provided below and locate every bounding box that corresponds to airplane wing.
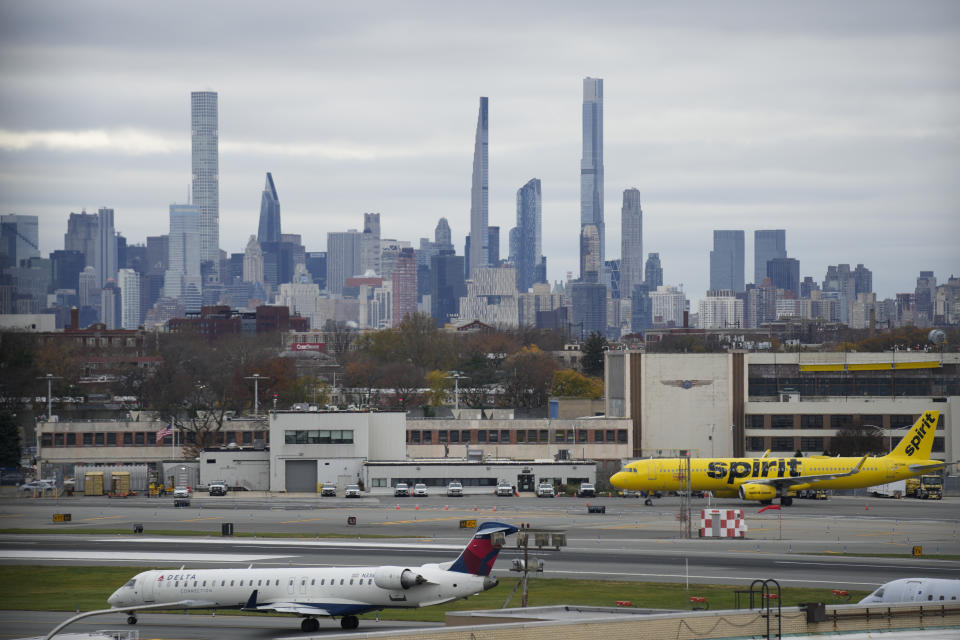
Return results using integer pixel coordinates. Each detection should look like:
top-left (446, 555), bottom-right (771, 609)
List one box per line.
top-left (243, 590), bottom-right (377, 617)
top-left (748, 456), bottom-right (868, 489)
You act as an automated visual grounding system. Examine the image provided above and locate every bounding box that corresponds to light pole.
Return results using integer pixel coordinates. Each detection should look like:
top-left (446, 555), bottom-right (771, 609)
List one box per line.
top-left (445, 371), bottom-right (469, 411)
top-left (244, 374), bottom-right (267, 417)
top-left (36, 374), bottom-right (62, 421)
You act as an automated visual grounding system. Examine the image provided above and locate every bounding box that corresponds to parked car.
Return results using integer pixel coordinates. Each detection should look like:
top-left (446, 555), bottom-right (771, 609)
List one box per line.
top-left (621, 489), bottom-right (641, 498)
top-left (413, 483), bottom-right (429, 497)
top-left (345, 484), bottom-right (362, 498)
top-left (208, 481), bottom-right (227, 496)
top-left (446, 482), bottom-right (463, 497)
top-left (320, 484), bottom-right (337, 497)
top-left (536, 483), bottom-right (555, 498)
top-left (577, 482), bottom-right (596, 498)
top-left (394, 483), bottom-right (410, 497)
top-left (173, 486), bottom-right (191, 498)
top-left (496, 481), bottom-right (514, 497)
top-left (19, 480), bottom-right (55, 493)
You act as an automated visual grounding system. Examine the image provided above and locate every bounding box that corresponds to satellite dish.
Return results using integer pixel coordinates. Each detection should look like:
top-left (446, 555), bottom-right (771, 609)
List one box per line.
top-left (928, 329), bottom-right (946, 345)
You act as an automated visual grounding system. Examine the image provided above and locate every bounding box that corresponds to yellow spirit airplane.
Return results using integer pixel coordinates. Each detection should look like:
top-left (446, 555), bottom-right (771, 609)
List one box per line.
top-left (610, 410), bottom-right (946, 506)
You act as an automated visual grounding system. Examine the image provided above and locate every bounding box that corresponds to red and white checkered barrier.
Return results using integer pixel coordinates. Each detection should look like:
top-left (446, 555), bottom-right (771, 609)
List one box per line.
top-left (699, 509), bottom-right (747, 538)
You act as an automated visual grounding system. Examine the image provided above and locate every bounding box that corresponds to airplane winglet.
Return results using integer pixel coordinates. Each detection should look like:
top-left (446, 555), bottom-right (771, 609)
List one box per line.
top-left (243, 589), bottom-right (259, 610)
top-left (854, 455), bottom-right (867, 472)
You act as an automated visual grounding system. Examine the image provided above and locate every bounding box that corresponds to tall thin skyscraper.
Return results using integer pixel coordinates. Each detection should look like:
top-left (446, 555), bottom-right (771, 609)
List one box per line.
top-left (391, 247), bottom-right (417, 327)
top-left (257, 172), bottom-right (281, 244)
top-left (434, 218), bottom-right (453, 252)
top-left (580, 77), bottom-right (604, 276)
top-left (754, 230), bottom-right (786, 285)
top-left (468, 97), bottom-right (489, 274)
top-left (191, 90), bottom-right (219, 277)
top-left (361, 213), bottom-right (381, 275)
top-left (95, 207), bottom-right (117, 289)
top-left (326, 230), bottom-right (361, 295)
top-left (0, 214), bottom-right (40, 270)
top-left (509, 178), bottom-right (543, 293)
top-left (117, 268), bottom-right (141, 329)
top-left (620, 188), bottom-right (643, 295)
top-left (709, 230), bottom-right (745, 293)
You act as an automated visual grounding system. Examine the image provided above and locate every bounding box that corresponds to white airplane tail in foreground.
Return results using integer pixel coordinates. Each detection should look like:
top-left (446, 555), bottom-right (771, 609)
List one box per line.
top-left (108, 521), bottom-right (519, 632)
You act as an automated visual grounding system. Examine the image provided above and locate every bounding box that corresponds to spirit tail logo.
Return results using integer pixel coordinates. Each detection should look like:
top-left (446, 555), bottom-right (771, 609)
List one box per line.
top-left (890, 411), bottom-right (939, 459)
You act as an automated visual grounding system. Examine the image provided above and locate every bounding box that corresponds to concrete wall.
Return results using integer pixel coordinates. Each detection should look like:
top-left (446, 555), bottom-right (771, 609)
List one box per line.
top-left (362, 461), bottom-right (596, 495)
top-left (199, 449), bottom-right (270, 490)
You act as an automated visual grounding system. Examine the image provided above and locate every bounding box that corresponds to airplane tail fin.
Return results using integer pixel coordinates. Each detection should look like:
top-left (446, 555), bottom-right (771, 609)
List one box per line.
top-left (888, 410), bottom-right (940, 460)
top-left (447, 521), bottom-right (518, 576)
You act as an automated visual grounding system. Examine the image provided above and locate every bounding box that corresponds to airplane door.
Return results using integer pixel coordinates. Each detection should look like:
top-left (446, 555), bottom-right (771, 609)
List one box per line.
top-left (906, 580), bottom-right (923, 601)
top-left (648, 461), bottom-right (657, 482)
top-left (141, 575), bottom-right (155, 603)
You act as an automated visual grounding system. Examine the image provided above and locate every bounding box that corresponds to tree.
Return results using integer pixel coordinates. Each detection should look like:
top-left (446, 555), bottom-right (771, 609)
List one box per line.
top-left (551, 369), bottom-right (604, 399)
top-left (580, 332), bottom-right (608, 378)
top-left (343, 356), bottom-right (379, 407)
top-left (377, 362), bottom-right (424, 410)
top-left (322, 320), bottom-right (357, 366)
top-left (425, 370), bottom-right (453, 407)
top-left (830, 425), bottom-right (885, 457)
top-left (0, 410), bottom-right (22, 467)
top-left (501, 345), bottom-right (558, 408)
top-left (398, 312), bottom-right (450, 372)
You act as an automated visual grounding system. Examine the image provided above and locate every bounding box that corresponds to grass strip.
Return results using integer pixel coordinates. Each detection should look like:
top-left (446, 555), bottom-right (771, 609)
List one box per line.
top-left (0, 565), bottom-right (870, 622)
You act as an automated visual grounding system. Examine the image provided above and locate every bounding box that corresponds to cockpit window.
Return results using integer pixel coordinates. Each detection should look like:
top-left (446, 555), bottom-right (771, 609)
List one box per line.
top-left (123, 579), bottom-right (136, 588)
top-left (873, 588), bottom-right (884, 598)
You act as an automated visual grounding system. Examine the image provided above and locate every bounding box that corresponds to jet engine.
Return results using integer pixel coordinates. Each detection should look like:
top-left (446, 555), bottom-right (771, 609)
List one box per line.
top-left (374, 566), bottom-right (427, 590)
top-left (738, 483), bottom-right (778, 501)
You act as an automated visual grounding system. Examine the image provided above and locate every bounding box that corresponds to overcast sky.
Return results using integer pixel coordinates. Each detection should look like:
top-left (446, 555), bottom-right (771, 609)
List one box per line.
top-left (1, 1), bottom-right (958, 305)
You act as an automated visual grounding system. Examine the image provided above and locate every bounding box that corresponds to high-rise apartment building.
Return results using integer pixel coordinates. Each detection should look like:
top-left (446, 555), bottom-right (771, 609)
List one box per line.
top-left (631, 283), bottom-right (653, 334)
top-left (709, 230), bottom-right (745, 293)
top-left (117, 268), bottom-right (141, 329)
top-left (754, 230), bottom-right (786, 285)
top-left (257, 172), bottom-right (281, 244)
top-left (699, 289), bottom-right (744, 329)
top-left (570, 279), bottom-right (607, 338)
top-left (853, 263), bottom-right (873, 296)
top-left (649, 285), bottom-right (687, 327)
top-left (191, 90), bottom-right (219, 276)
top-left (361, 213), bottom-right (382, 275)
top-left (326, 230), bottom-right (361, 295)
top-left (468, 97), bottom-right (489, 274)
top-left (488, 226), bottom-right (499, 266)
top-left (391, 247), bottom-right (417, 327)
top-left (580, 77), bottom-right (604, 276)
top-left (100, 279), bottom-right (120, 329)
top-left (50, 250), bottom-right (85, 292)
top-left (915, 271), bottom-right (937, 322)
top-left (644, 253), bottom-right (663, 289)
top-left (95, 207), bottom-right (117, 289)
top-left (766, 257), bottom-right (800, 295)
top-left (64, 210), bottom-right (99, 267)
top-left (509, 178), bottom-right (543, 293)
top-left (620, 188), bottom-right (643, 295)
top-left (580, 224), bottom-right (602, 278)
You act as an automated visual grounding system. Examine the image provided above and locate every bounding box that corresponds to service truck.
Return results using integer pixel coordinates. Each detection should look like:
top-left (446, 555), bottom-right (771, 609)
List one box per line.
top-left (905, 475), bottom-right (943, 499)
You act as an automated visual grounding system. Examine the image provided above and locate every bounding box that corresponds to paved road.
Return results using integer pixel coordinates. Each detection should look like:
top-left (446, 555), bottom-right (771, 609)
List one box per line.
top-left (0, 609), bottom-right (436, 639)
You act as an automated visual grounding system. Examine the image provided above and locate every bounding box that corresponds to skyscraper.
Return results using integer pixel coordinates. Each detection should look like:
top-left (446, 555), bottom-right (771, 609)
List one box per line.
top-left (326, 230), bottom-right (361, 295)
top-left (0, 214), bottom-right (40, 270)
top-left (243, 235), bottom-right (264, 285)
top-left (509, 178), bottom-right (543, 293)
top-left (853, 263), bottom-right (873, 295)
top-left (434, 218), bottom-right (453, 252)
top-left (580, 224), bottom-right (602, 278)
top-left (117, 268), bottom-right (141, 329)
top-left (392, 247), bottom-right (417, 327)
top-left (468, 97), bottom-right (489, 274)
top-left (64, 210), bottom-right (99, 267)
top-left (580, 77), bottom-right (604, 275)
top-left (620, 188), bottom-right (643, 295)
top-left (257, 172), bottom-right (281, 244)
top-left (95, 207), bottom-right (117, 289)
top-left (164, 204), bottom-right (201, 300)
top-left (361, 212), bottom-right (381, 275)
top-left (766, 257), bottom-right (800, 295)
top-left (754, 230), bottom-right (786, 285)
top-left (430, 251), bottom-right (466, 327)
top-left (191, 90), bottom-right (219, 276)
top-left (644, 252), bottom-right (663, 289)
top-left (709, 230), bottom-right (745, 293)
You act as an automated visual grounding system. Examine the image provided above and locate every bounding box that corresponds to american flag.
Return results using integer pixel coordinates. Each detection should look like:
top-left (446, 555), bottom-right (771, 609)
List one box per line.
top-left (155, 425), bottom-right (173, 444)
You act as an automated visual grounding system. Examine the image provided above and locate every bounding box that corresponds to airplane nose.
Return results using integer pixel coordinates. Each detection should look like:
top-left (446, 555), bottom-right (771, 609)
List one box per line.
top-left (108, 590), bottom-right (121, 606)
top-left (610, 472), bottom-right (626, 488)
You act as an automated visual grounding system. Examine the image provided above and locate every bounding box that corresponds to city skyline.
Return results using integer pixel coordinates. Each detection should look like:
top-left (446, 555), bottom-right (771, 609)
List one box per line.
top-left (2, 2), bottom-right (958, 306)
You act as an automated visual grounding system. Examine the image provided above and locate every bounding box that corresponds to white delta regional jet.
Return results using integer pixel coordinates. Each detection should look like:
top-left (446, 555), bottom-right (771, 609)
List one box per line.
top-left (108, 521), bottom-right (518, 632)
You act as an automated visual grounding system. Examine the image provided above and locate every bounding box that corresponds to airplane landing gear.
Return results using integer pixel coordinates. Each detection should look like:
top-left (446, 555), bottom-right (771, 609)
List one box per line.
top-left (126, 615), bottom-right (138, 625)
top-left (340, 614), bottom-right (359, 630)
top-left (780, 496), bottom-right (793, 507)
top-left (300, 617), bottom-right (320, 632)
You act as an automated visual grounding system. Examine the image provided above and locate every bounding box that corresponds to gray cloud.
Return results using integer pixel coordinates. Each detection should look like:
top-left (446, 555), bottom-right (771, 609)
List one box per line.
top-left (2, 1), bottom-right (958, 304)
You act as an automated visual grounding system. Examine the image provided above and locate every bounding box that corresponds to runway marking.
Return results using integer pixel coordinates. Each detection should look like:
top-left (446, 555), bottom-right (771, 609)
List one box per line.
top-left (0, 513), bottom-right (23, 517)
top-left (180, 516), bottom-right (222, 522)
top-left (599, 524), bottom-right (647, 530)
top-left (279, 517), bottom-right (327, 524)
top-left (0, 550), bottom-right (296, 562)
top-left (79, 515), bottom-right (124, 521)
top-left (376, 516), bottom-right (471, 525)
top-left (855, 532), bottom-right (899, 537)
top-left (776, 560), bottom-right (959, 571)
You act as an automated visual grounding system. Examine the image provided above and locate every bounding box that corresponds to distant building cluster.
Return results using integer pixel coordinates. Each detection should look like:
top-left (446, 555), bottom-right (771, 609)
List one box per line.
top-left (3, 82), bottom-right (958, 335)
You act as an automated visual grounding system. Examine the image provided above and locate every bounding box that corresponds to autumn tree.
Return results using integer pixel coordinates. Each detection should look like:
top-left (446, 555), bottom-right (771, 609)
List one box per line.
top-left (829, 425), bottom-right (885, 457)
top-left (425, 370), bottom-right (453, 407)
top-left (377, 362), bottom-right (424, 410)
top-left (500, 345), bottom-right (558, 408)
top-left (551, 369), bottom-right (604, 399)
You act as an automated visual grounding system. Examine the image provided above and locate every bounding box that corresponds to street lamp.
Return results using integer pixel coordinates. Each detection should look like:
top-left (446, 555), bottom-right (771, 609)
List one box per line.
top-left (244, 374), bottom-right (269, 417)
top-left (445, 371), bottom-right (469, 411)
top-left (36, 373), bottom-right (62, 421)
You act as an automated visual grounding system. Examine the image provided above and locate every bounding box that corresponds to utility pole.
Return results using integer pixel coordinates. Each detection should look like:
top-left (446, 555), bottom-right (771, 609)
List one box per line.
top-left (445, 371), bottom-right (469, 411)
top-left (244, 374), bottom-right (268, 417)
top-left (36, 374), bottom-right (62, 421)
